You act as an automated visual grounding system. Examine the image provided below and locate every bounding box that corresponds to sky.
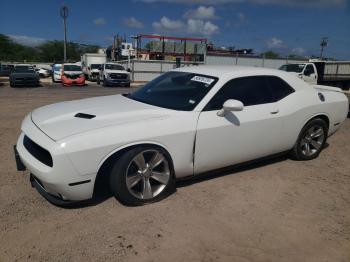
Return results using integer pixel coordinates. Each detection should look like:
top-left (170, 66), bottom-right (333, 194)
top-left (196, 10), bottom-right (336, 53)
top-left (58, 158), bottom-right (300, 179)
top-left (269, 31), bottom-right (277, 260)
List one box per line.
top-left (1, 0), bottom-right (350, 59)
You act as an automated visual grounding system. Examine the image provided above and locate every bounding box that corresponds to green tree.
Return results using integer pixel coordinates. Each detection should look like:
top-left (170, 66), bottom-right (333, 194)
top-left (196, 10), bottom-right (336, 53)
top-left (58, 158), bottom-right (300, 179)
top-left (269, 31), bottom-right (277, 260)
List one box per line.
top-left (261, 51), bottom-right (280, 59)
top-left (0, 34), bottom-right (100, 63)
top-left (0, 34), bottom-right (40, 62)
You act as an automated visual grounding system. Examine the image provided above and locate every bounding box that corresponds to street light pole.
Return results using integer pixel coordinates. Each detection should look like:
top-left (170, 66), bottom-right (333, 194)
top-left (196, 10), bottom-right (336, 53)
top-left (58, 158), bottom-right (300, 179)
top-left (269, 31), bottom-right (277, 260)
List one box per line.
top-left (60, 5), bottom-right (69, 62)
top-left (320, 37), bottom-right (328, 60)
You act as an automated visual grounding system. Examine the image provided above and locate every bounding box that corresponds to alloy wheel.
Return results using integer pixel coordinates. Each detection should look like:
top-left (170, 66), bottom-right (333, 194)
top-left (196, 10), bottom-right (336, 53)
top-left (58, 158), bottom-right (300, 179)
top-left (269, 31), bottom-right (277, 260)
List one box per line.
top-left (125, 150), bottom-right (170, 200)
top-left (300, 125), bottom-right (325, 157)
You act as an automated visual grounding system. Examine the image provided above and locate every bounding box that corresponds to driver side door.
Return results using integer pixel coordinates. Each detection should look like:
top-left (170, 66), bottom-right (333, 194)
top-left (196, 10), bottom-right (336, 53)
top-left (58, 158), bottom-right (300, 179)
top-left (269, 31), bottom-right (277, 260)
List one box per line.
top-left (303, 64), bottom-right (317, 85)
top-left (194, 76), bottom-right (283, 174)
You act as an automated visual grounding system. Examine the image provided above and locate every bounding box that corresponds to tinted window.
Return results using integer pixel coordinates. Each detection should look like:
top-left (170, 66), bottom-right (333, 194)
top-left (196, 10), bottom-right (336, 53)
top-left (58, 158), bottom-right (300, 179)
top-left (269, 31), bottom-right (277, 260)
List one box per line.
top-left (14, 66), bottom-right (34, 72)
top-left (279, 64), bottom-right (305, 73)
top-left (53, 65), bottom-right (61, 71)
top-left (265, 76), bottom-right (294, 101)
top-left (204, 76), bottom-right (274, 111)
top-left (105, 64), bottom-right (125, 70)
top-left (304, 64), bottom-right (315, 75)
top-left (63, 65), bottom-right (81, 71)
top-left (128, 72), bottom-right (218, 111)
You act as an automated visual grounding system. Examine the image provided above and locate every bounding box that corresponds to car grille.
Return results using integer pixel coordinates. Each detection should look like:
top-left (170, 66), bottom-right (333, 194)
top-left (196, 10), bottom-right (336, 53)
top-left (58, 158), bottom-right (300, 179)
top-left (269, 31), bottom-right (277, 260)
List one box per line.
top-left (23, 135), bottom-right (53, 167)
top-left (16, 77), bottom-right (35, 81)
top-left (65, 74), bottom-right (80, 79)
top-left (109, 73), bottom-right (127, 79)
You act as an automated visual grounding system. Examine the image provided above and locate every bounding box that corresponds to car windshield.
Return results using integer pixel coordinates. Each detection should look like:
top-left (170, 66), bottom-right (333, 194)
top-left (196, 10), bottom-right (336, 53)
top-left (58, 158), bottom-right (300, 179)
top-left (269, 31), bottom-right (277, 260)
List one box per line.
top-left (105, 64), bottom-right (124, 70)
top-left (64, 65), bottom-right (81, 71)
top-left (127, 71), bottom-right (218, 111)
top-left (91, 64), bottom-right (101, 69)
top-left (14, 66), bottom-right (34, 72)
top-left (53, 65), bottom-right (61, 71)
top-left (279, 64), bottom-right (305, 73)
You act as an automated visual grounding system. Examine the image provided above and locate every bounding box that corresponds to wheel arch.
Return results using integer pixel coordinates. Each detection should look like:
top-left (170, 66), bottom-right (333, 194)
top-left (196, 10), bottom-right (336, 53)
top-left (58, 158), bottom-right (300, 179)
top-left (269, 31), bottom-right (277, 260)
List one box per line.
top-left (93, 142), bottom-right (173, 198)
top-left (303, 113), bottom-right (330, 131)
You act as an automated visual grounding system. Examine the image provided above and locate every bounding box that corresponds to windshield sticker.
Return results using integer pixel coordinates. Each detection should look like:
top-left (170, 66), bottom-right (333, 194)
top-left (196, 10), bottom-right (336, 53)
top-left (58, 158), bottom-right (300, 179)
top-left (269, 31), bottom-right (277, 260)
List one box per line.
top-left (189, 99), bottom-right (196, 104)
top-left (191, 76), bottom-right (214, 85)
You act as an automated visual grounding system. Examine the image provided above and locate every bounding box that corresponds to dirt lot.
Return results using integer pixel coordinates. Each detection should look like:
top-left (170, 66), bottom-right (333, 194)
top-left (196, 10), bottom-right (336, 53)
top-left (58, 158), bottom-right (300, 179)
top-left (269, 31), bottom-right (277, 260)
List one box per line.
top-left (0, 80), bottom-right (349, 262)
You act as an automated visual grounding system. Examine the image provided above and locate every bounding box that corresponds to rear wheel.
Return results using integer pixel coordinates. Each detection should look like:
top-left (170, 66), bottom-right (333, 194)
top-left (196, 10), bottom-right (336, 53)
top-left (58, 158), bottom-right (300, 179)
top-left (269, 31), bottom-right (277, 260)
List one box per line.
top-left (109, 146), bottom-right (176, 206)
top-left (291, 118), bottom-right (328, 160)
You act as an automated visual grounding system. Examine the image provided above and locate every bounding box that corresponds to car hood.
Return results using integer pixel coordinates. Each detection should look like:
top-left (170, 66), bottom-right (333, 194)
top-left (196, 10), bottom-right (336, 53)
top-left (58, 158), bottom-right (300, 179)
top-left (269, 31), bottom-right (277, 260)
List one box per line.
top-left (31, 94), bottom-right (170, 141)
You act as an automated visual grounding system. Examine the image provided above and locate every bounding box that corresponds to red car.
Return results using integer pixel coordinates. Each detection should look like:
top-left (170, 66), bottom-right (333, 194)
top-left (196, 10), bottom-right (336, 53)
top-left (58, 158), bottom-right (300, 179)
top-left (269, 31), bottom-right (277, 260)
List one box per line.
top-left (61, 64), bottom-right (85, 86)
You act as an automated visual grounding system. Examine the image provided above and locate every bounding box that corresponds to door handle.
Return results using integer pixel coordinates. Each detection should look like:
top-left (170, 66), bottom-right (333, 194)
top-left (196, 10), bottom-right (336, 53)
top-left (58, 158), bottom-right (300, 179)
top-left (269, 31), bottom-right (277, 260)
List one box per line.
top-left (270, 109), bottom-right (279, 114)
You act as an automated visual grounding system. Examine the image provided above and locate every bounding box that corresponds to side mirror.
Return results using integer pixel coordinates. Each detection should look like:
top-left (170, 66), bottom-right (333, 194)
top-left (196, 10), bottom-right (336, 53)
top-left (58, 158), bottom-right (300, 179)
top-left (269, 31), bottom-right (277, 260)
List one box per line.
top-left (127, 68), bottom-right (131, 72)
top-left (88, 66), bottom-right (90, 70)
top-left (217, 99), bottom-right (244, 117)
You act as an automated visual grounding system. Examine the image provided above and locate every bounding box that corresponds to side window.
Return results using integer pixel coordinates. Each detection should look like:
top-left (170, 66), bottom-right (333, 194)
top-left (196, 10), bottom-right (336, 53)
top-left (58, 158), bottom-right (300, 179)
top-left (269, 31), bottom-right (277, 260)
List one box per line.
top-left (304, 64), bottom-right (315, 75)
top-left (204, 76), bottom-right (274, 111)
top-left (265, 76), bottom-right (295, 101)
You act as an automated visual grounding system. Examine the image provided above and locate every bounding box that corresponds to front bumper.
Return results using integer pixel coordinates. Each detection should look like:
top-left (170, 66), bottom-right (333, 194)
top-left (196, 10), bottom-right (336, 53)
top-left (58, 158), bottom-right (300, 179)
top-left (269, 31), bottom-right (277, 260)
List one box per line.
top-left (11, 79), bottom-right (39, 86)
top-left (15, 114), bottom-right (95, 202)
top-left (61, 76), bottom-right (85, 86)
top-left (105, 78), bottom-right (130, 86)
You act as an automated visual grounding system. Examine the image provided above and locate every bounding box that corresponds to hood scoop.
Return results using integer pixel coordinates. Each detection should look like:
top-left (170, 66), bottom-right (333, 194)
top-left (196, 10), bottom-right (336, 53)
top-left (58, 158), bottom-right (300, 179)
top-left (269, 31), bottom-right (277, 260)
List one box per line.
top-left (74, 113), bottom-right (96, 119)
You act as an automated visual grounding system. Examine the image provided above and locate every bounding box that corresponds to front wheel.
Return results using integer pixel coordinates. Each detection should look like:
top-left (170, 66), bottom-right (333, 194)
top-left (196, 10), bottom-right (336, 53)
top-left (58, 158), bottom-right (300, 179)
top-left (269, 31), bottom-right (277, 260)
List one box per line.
top-left (291, 118), bottom-right (328, 160)
top-left (109, 146), bottom-right (176, 206)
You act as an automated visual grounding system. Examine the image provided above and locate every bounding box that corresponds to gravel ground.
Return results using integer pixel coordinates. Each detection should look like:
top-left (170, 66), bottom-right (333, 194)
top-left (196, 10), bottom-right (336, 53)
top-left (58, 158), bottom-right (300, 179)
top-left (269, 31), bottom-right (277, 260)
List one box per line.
top-left (0, 80), bottom-right (349, 262)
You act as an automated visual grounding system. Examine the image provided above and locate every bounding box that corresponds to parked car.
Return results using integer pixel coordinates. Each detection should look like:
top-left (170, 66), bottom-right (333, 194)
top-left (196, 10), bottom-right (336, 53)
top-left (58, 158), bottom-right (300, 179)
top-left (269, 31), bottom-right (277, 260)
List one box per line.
top-left (52, 64), bottom-right (62, 83)
top-left (35, 67), bottom-right (51, 78)
top-left (0, 64), bottom-right (14, 76)
top-left (97, 63), bottom-right (130, 87)
top-left (14, 66), bottom-right (348, 206)
top-left (61, 63), bottom-right (85, 86)
top-left (10, 65), bottom-right (39, 87)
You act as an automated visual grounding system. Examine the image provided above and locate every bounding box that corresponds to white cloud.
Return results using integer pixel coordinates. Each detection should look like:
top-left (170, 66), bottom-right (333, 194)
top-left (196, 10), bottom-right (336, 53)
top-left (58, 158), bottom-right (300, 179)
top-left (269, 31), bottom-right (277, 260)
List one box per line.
top-left (8, 35), bottom-right (46, 47)
top-left (187, 19), bottom-right (219, 36)
top-left (152, 16), bottom-right (219, 36)
top-left (183, 6), bottom-right (217, 19)
top-left (93, 18), bottom-right (106, 25)
top-left (152, 16), bottom-right (185, 31)
top-left (139, 0), bottom-right (346, 8)
top-left (237, 12), bottom-right (246, 23)
top-left (266, 37), bottom-right (284, 49)
top-left (123, 17), bottom-right (144, 28)
top-left (291, 47), bottom-right (306, 55)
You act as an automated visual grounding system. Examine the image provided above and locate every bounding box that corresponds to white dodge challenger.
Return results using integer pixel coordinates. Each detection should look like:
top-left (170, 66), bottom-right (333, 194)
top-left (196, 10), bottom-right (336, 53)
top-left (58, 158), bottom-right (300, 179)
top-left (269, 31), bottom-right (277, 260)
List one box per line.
top-left (15, 66), bottom-right (348, 206)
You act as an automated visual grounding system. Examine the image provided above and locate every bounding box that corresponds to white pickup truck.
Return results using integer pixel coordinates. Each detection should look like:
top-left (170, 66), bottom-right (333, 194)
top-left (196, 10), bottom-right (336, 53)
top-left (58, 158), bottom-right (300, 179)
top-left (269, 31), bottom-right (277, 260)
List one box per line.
top-left (279, 61), bottom-right (350, 90)
top-left (97, 63), bottom-right (131, 87)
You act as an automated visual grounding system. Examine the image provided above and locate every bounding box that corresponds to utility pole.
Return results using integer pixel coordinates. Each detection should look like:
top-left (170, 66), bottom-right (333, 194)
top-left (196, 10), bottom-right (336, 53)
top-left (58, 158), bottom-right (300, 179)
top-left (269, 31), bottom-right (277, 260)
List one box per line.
top-left (60, 5), bottom-right (69, 62)
top-left (320, 37), bottom-right (328, 60)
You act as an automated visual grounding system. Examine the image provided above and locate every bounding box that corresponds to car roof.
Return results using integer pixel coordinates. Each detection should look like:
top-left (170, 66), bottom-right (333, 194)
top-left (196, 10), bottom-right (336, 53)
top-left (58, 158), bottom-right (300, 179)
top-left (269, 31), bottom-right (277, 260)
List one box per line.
top-left (171, 65), bottom-right (308, 91)
top-left (172, 65), bottom-right (285, 77)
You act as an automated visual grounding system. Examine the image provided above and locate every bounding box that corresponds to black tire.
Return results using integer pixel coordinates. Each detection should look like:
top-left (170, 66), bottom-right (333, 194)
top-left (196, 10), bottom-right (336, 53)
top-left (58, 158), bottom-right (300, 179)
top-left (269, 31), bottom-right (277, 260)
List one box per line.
top-left (97, 76), bottom-right (100, 85)
top-left (102, 77), bottom-right (107, 87)
top-left (291, 118), bottom-right (328, 160)
top-left (10, 82), bottom-right (15, 88)
top-left (109, 146), bottom-right (176, 206)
